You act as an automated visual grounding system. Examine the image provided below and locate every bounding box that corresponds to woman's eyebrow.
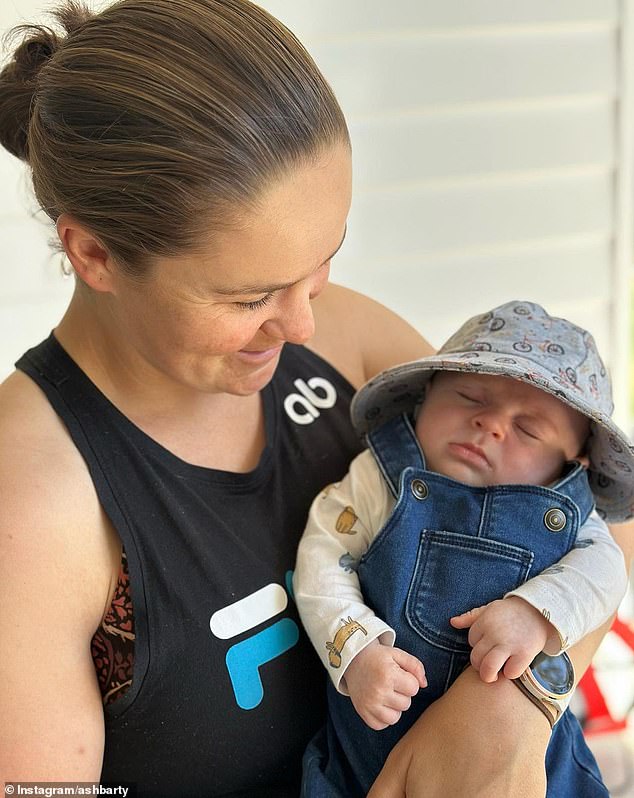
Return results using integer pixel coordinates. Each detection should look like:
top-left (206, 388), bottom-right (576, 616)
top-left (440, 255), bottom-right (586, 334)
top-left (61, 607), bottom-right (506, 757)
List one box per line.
top-left (214, 227), bottom-right (347, 296)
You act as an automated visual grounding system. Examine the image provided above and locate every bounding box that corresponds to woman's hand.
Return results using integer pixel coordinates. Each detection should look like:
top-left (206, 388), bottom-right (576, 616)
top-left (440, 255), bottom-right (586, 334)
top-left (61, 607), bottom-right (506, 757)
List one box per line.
top-left (367, 666), bottom-right (550, 798)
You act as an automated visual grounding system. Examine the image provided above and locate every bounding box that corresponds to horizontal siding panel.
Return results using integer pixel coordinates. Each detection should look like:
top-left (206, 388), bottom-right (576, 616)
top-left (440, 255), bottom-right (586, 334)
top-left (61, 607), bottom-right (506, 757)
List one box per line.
top-left (351, 99), bottom-right (614, 186)
top-left (312, 30), bottom-right (616, 116)
top-left (3, 1), bottom-right (620, 39)
top-left (336, 234), bottom-right (611, 341)
top-left (336, 279), bottom-right (612, 383)
top-left (345, 171), bottom-right (612, 260)
top-left (261, 1), bottom-right (618, 38)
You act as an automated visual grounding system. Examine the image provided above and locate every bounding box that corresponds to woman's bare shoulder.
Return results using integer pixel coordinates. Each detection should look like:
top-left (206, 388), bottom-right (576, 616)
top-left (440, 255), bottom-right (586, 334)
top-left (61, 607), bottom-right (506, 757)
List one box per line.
top-left (0, 369), bottom-right (86, 479)
top-left (0, 368), bottom-right (119, 611)
top-left (310, 283), bottom-right (435, 388)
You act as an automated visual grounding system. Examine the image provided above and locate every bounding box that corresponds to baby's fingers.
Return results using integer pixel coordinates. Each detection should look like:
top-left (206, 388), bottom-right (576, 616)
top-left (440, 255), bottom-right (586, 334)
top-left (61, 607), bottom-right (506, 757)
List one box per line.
top-left (450, 604), bottom-right (487, 629)
top-left (502, 652), bottom-right (533, 680)
top-left (392, 648), bottom-right (427, 689)
top-left (475, 645), bottom-right (510, 683)
top-left (365, 705), bottom-right (404, 730)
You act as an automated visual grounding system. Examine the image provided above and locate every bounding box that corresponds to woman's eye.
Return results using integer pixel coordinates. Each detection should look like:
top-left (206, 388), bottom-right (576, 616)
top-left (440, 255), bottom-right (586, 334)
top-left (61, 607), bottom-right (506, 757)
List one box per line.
top-left (235, 293), bottom-right (274, 311)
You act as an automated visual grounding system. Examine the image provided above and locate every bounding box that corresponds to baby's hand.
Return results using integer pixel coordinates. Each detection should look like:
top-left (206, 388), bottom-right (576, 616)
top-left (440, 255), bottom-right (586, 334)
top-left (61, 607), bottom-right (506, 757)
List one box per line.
top-left (450, 597), bottom-right (554, 683)
top-left (343, 639), bottom-right (427, 730)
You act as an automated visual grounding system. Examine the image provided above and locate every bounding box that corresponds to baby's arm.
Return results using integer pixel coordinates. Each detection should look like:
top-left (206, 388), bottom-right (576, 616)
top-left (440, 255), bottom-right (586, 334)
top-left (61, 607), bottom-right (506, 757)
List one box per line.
top-left (451, 510), bottom-right (628, 682)
top-left (293, 450), bottom-right (426, 729)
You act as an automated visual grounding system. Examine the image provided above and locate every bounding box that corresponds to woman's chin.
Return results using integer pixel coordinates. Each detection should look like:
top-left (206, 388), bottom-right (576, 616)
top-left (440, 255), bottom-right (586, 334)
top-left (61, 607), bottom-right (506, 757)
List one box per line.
top-left (225, 350), bottom-right (283, 395)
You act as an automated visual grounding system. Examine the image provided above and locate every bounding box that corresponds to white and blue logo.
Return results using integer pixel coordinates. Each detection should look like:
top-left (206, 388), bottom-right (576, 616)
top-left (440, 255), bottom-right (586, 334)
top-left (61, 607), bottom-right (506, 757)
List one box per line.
top-left (209, 572), bottom-right (298, 710)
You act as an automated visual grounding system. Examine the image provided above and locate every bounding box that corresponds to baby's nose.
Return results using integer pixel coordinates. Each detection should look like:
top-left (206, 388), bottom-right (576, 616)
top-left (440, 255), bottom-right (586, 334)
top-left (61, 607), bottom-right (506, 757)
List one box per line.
top-left (473, 411), bottom-right (505, 438)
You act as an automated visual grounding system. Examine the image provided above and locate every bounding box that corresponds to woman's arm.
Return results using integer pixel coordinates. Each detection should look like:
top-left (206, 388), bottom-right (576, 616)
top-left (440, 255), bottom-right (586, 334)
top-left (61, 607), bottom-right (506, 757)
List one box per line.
top-left (0, 372), bottom-right (118, 782)
top-left (368, 664), bottom-right (552, 798)
top-left (369, 519), bottom-right (633, 798)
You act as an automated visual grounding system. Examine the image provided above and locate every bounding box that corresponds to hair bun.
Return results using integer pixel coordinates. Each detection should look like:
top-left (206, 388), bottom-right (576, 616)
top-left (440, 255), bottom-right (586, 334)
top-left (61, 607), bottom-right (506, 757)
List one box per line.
top-left (0, 2), bottom-right (92, 161)
top-left (13, 28), bottom-right (60, 77)
top-left (0, 26), bottom-right (59, 160)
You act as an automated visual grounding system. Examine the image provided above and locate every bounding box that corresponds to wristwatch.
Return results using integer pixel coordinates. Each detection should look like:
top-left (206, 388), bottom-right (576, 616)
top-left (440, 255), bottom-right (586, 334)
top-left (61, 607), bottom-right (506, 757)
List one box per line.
top-left (512, 651), bottom-right (575, 728)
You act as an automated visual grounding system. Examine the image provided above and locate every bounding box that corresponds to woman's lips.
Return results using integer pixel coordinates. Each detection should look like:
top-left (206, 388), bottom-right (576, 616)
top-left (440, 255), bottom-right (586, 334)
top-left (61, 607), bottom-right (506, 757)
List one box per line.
top-left (448, 442), bottom-right (491, 469)
top-left (235, 344), bottom-right (283, 365)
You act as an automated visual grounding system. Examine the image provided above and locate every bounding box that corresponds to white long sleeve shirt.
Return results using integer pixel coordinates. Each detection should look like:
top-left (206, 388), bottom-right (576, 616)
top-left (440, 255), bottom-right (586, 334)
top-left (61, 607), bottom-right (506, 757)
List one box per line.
top-left (294, 449), bottom-right (628, 693)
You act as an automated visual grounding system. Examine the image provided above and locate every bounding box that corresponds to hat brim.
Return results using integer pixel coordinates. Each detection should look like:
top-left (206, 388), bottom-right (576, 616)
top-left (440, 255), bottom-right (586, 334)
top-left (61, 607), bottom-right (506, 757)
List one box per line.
top-left (351, 352), bottom-right (634, 523)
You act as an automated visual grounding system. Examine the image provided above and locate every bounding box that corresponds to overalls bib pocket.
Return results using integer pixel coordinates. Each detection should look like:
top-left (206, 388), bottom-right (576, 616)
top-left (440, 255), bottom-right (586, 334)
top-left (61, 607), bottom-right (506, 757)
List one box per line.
top-left (406, 529), bottom-right (534, 653)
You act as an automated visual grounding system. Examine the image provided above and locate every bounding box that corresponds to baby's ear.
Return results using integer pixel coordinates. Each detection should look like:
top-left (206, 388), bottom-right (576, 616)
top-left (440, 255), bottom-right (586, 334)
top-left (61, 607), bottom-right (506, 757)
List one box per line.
top-left (574, 454), bottom-right (591, 469)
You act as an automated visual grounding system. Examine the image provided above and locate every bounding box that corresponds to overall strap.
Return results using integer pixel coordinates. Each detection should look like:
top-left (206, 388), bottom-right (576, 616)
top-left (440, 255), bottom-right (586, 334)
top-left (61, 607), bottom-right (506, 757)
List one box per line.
top-left (552, 462), bottom-right (595, 525)
top-left (367, 414), bottom-right (426, 498)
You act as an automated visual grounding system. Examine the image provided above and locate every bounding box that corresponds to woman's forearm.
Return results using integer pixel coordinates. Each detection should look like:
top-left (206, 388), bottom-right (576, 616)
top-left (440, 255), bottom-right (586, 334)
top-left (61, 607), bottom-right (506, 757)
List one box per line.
top-left (369, 519), bottom-right (633, 798)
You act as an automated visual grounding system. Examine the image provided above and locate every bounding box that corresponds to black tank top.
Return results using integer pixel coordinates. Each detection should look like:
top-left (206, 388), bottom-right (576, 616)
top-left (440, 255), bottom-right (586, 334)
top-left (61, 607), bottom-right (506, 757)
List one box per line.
top-left (16, 335), bottom-right (363, 798)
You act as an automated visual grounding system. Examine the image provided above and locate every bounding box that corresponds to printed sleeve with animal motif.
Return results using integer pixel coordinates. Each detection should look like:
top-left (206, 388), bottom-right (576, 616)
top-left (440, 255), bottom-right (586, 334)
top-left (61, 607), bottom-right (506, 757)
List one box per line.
top-left (293, 448), bottom-right (395, 694)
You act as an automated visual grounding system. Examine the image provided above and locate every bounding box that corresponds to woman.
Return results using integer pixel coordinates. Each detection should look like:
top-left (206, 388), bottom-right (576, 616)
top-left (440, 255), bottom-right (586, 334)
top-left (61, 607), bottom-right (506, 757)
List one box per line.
top-left (0, 1), bottom-right (630, 795)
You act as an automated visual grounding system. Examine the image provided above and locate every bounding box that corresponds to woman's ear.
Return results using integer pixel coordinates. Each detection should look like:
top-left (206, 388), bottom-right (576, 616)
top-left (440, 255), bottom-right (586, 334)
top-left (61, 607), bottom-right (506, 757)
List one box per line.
top-left (56, 214), bottom-right (117, 293)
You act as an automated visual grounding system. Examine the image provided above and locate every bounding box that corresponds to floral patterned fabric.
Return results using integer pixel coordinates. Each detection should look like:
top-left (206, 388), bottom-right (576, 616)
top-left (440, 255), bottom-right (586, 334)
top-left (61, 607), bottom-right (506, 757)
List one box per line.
top-left (91, 550), bottom-right (135, 706)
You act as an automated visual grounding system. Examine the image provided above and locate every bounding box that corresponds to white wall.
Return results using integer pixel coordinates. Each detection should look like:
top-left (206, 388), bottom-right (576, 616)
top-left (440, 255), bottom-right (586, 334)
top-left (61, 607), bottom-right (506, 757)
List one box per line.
top-left (260, 0), bottom-right (633, 428)
top-left (0, 0), bottom-right (632, 429)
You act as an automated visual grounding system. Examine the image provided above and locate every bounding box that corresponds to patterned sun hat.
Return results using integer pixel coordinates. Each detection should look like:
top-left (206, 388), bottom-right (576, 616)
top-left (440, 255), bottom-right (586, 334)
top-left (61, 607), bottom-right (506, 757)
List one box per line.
top-left (351, 300), bottom-right (634, 522)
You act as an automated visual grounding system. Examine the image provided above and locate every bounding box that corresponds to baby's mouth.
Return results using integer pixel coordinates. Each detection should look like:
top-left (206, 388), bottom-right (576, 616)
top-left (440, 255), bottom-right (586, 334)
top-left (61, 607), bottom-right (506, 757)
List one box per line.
top-left (448, 442), bottom-right (492, 469)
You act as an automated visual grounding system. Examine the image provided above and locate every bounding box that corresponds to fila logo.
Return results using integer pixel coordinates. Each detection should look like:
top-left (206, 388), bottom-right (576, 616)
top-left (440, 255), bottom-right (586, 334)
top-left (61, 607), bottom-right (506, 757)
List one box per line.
top-left (283, 377), bottom-right (337, 425)
top-left (209, 574), bottom-right (299, 711)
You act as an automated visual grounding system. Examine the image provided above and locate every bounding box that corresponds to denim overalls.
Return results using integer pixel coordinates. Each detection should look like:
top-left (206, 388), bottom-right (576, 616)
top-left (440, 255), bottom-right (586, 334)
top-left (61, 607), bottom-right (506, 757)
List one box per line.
top-left (302, 414), bottom-right (608, 798)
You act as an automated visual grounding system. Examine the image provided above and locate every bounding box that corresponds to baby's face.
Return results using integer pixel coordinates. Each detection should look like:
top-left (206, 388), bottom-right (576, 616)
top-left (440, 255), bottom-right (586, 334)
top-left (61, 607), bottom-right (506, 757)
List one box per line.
top-left (414, 372), bottom-right (590, 488)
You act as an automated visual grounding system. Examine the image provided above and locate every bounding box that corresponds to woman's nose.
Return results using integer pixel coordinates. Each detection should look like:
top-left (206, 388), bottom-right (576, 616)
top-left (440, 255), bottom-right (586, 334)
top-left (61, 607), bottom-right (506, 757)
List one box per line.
top-left (261, 264), bottom-right (329, 344)
top-left (260, 286), bottom-right (315, 345)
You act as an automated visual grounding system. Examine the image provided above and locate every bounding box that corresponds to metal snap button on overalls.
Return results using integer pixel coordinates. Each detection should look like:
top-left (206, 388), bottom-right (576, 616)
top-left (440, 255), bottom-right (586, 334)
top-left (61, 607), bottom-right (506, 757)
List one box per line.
top-left (411, 479), bottom-right (428, 500)
top-left (544, 508), bottom-right (566, 532)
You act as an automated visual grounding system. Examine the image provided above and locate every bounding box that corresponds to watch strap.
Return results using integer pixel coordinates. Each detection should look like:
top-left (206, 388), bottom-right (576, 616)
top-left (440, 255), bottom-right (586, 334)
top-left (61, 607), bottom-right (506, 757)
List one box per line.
top-left (512, 677), bottom-right (558, 729)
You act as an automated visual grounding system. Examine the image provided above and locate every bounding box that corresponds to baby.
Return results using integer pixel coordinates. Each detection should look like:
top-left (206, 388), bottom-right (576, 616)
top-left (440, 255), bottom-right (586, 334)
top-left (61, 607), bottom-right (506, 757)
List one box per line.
top-left (294, 300), bottom-right (632, 798)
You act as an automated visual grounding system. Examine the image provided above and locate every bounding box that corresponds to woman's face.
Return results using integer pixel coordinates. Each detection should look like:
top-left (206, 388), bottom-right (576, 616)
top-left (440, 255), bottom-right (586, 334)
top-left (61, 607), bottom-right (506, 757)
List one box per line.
top-left (106, 144), bottom-right (352, 396)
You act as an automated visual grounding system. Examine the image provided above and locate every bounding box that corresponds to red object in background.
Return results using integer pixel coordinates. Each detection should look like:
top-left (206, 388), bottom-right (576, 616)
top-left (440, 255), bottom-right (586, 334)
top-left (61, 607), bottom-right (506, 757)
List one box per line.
top-left (578, 616), bottom-right (634, 736)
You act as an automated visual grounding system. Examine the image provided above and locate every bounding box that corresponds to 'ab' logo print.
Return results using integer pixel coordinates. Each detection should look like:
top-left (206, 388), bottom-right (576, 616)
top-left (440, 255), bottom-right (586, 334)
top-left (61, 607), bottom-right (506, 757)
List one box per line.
top-left (283, 377), bottom-right (337, 425)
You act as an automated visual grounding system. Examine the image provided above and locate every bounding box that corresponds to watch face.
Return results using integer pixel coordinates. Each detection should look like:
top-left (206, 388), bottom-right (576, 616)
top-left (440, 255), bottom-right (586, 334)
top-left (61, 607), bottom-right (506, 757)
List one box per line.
top-left (531, 651), bottom-right (574, 696)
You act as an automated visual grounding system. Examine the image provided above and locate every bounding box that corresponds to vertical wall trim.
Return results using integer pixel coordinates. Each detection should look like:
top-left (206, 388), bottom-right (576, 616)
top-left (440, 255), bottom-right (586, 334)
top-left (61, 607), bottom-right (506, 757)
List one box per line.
top-left (614, 0), bottom-right (634, 431)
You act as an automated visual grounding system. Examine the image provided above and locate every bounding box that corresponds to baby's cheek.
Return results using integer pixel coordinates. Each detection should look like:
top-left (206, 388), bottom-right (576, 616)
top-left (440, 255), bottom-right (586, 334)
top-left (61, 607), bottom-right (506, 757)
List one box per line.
top-left (525, 451), bottom-right (566, 487)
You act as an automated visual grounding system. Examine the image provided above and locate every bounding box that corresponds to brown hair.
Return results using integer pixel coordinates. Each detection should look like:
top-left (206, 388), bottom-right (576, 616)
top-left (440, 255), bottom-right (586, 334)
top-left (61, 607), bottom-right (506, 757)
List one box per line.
top-left (0, 0), bottom-right (349, 276)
